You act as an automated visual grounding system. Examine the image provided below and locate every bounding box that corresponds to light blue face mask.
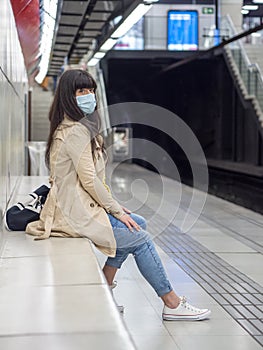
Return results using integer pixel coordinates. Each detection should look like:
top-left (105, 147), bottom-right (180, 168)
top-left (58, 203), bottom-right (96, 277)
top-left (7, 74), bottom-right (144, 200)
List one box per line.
top-left (76, 93), bottom-right (96, 115)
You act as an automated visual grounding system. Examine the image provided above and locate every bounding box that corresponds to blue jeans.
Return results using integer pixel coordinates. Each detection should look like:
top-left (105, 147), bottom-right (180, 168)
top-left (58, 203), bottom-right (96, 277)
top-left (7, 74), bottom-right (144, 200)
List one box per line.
top-left (105, 213), bottom-right (173, 297)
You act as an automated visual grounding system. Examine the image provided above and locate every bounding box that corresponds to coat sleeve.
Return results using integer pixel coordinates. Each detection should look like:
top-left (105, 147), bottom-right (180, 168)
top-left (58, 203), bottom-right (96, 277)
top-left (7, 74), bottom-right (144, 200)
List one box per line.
top-left (65, 124), bottom-right (125, 219)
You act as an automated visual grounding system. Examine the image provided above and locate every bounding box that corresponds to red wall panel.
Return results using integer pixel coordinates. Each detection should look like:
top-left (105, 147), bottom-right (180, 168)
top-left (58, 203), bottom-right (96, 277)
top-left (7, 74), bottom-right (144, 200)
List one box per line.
top-left (10, 0), bottom-right (40, 77)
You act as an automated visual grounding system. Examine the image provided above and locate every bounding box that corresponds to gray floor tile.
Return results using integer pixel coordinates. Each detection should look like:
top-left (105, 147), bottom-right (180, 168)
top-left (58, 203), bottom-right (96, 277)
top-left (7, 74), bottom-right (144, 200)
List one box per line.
top-left (238, 320), bottom-right (262, 336)
top-left (3, 167), bottom-right (263, 349)
top-left (0, 333), bottom-right (135, 350)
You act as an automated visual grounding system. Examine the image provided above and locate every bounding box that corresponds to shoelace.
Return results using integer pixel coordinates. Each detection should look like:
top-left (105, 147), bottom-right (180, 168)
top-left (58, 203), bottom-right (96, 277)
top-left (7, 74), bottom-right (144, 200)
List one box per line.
top-left (180, 296), bottom-right (201, 312)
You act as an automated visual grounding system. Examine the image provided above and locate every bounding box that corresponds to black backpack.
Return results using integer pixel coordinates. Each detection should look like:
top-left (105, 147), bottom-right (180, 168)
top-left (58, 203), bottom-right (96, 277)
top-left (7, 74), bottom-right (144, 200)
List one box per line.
top-left (5, 185), bottom-right (50, 231)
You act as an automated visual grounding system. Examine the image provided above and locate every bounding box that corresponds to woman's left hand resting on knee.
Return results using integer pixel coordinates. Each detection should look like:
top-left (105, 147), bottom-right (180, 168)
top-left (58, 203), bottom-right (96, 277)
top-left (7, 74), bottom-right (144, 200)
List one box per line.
top-left (121, 206), bottom-right (131, 214)
top-left (119, 212), bottom-right (141, 232)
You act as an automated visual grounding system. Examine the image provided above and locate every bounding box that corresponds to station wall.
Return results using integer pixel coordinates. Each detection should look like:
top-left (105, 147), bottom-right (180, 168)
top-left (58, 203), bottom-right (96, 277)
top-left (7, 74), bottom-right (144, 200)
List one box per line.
top-left (0, 0), bottom-right (28, 242)
top-left (144, 3), bottom-right (216, 50)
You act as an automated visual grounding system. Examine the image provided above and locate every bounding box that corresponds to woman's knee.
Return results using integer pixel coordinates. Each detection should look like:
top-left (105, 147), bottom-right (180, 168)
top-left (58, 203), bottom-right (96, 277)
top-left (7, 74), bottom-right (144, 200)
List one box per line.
top-left (106, 248), bottom-right (129, 269)
top-left (130, 213), bottom-right (147, 230)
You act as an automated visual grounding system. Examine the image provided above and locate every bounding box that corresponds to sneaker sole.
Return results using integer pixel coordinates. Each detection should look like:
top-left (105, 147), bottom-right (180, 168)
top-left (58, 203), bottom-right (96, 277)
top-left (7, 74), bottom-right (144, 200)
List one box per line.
top-left (162, 310), bottom-right (211, 321)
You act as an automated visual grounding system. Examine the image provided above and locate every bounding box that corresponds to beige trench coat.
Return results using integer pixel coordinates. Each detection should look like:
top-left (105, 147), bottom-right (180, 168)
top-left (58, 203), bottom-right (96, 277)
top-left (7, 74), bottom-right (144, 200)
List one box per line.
top-left (26, 117), bottom-right (125, 257)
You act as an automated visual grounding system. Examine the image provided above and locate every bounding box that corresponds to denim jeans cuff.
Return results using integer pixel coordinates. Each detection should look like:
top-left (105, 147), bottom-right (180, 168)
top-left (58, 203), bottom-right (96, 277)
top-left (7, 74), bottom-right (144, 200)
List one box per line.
top-left (156, 285), bottom-right (173, 297)
top-left (105, 260), bottom-right (123, 269)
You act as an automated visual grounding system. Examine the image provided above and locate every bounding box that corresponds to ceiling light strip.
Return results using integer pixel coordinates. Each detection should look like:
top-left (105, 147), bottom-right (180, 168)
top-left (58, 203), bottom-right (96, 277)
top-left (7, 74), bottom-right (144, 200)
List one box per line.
top-left (88, 1), bottom-right (155, 67)
top-left (242, 5), bottom-right (259, 10)
top-left (35, 0), bottom-right (59, 84)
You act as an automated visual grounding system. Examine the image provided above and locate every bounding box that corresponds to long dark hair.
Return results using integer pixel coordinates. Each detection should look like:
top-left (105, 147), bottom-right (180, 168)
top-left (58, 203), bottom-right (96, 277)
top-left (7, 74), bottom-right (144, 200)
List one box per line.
top-left (45, 69), bottom-right (101, 167)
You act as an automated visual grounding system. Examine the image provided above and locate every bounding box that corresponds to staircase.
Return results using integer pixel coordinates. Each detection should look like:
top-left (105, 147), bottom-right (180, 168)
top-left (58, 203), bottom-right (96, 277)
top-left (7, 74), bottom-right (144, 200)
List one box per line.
top-left (221, 16), bottom-right (263, 131)
top-left (31, 83), bottom-right (53, 141)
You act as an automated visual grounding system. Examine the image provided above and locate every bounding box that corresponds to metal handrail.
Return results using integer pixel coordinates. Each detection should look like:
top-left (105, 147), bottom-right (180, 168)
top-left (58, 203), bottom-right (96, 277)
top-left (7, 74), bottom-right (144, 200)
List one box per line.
top-left (222, 15), bottom-right (252, 70)
top-left (160, 21), bottom-right (263, 74)
top-left (253, 62), bottom-right (263, 86)
top-left (221, 15), bottom-right (263, 116)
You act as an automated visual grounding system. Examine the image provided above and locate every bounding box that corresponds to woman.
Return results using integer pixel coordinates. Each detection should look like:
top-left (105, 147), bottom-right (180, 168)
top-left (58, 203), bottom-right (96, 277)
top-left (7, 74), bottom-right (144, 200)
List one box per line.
top-left (26, 69), bottom-right (211, 321)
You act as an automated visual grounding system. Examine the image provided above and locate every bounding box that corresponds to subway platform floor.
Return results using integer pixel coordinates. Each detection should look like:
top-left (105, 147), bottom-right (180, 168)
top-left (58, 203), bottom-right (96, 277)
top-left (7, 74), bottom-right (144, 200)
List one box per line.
top-left (1, 163), bottom-right (263, 350)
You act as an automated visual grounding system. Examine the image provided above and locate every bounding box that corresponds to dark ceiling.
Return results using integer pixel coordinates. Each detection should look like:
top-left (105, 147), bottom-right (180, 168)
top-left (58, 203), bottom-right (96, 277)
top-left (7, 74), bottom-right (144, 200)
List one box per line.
top-left (243, 0), bottom-right (263, 17)
top-left (47, 0), bottom-right (263, 77)
top-left (48, 0), bottom-right (136, 76)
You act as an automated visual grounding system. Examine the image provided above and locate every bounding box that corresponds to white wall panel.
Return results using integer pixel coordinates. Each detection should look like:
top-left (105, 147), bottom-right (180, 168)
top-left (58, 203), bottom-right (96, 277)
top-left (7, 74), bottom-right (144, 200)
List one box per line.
top-left (220, 0), bottom-right (242, 33)
top-left (0, 0), bottom-right (28, 243)
top-left (145, 4), bottom-right (216, 50)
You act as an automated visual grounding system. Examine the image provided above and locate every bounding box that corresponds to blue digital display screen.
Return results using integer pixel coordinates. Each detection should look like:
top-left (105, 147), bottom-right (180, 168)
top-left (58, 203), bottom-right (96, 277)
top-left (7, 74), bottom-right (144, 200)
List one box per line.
top-left (167, 10), bottom-right (198, 51)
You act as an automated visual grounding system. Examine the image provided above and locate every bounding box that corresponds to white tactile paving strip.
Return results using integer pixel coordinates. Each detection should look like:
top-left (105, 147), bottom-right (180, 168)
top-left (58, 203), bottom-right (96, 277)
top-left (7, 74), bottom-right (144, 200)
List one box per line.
top-left (108, 163), bottom-right (263, 349)
top-left (152, 219), bottom-right (263, 347)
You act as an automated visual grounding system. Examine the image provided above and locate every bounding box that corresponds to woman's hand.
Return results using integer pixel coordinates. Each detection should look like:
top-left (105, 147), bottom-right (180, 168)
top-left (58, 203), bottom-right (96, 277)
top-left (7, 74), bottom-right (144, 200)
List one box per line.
top-left (122, 206), bottom-right (131, 214)
top-left (119, 213), bottom-right (141, 232)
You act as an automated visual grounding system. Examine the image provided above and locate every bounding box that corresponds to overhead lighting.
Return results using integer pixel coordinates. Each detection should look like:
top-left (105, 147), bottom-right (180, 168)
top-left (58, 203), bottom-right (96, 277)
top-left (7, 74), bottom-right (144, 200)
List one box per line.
top-left (113, 15), bottom-right (123, 25)
top-left (94, 52), bottom-right (106, 59)
top-left (251, 32), bottom-right (261, 37)
top-left (100, 38), bottom-right (118, 51)
top-left (242, 5), bottom-right (259, 10)
top-left (87, 58), bottom-right (100, 67)
top-left (111, 3), bottom-right (153, 39)
top-left (241, 9), bottom-right (249, 14)
top-left (35, 0), bottom-right (59, 84)
top-left (252, 0), bottom-right (263, 3)
top-left (88, 1), bottom-right (158, 66)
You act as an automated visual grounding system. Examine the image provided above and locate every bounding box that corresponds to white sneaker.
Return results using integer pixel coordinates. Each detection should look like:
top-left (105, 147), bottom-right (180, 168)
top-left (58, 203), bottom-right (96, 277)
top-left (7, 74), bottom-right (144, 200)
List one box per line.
top-left (162, 296), bottom-right (211, 321)
top-left (109, 281), bottom-right (118, 290)
top-left (116, 305), bottom-right (124, 313)
top-left (109, 281), bottom-right (124, 314)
